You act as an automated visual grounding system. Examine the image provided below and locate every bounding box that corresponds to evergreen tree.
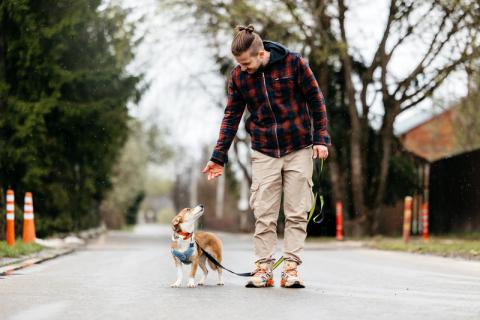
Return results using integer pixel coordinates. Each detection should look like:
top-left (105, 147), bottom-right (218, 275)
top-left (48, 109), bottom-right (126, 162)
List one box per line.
top-left (0, 0), bottom-right (141, 236)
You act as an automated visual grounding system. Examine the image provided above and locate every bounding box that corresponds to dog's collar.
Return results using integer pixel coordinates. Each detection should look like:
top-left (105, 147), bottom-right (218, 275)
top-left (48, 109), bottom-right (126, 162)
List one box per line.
top-left (176, 231), bottom-right (193, 240)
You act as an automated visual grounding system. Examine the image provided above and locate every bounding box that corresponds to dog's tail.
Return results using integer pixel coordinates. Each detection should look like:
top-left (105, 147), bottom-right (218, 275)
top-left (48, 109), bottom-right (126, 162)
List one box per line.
top-left (207, 245), bottom-right (222, 270)
top-left (207, 258), bottom-right (218, 270)
top-left (200, 243), bottom-right (222, 270)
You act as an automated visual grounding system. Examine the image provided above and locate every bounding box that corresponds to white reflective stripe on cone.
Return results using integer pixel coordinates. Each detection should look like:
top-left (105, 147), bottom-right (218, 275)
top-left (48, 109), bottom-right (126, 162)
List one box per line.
top-left (6, 204), bottom-right (14, 211)
top-left (6, 213), bottom-right (14, 220)
top-left (24, 213), bottom-right (34, 220)
top-left (24, 205), bottom-right (33, 212)
top-left (6, 195), bottom-right (14, 201)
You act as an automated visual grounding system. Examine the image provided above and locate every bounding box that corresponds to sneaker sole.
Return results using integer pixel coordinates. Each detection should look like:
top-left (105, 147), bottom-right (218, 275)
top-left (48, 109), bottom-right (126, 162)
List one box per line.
top-left (245, 279), bottom-right (274, 288)
top-left (281, 279), bottom-right (305, 288)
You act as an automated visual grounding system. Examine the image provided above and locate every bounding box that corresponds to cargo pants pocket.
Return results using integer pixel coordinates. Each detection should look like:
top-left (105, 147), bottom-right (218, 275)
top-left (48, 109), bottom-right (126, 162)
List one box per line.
top-left (249, 181), bottom-right (260, 211)
top-left (303, 178), bottom-right (315, 213)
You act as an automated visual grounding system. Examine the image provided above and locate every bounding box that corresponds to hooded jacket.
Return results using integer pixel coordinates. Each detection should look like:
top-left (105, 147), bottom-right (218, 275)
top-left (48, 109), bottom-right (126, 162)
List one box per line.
top-left (210, 41), bottom-right (331, 165)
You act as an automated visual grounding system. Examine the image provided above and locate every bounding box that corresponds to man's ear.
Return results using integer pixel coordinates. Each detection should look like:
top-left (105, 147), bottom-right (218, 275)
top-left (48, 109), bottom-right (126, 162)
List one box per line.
top-left (258, 49), bottom-right (267, 58)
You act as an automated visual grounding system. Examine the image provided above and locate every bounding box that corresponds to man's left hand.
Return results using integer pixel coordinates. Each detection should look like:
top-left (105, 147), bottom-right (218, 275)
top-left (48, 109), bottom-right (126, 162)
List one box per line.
top-left (313, 145), bottom-right (329, 160)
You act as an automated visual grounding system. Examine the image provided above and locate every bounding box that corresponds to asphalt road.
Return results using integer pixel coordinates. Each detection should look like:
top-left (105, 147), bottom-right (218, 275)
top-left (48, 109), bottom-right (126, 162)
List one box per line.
top-left (1, 224), bottom-right (479, 320)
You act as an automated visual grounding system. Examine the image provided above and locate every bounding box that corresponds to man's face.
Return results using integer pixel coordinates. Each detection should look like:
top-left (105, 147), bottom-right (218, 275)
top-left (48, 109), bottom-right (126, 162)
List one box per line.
top-left (235, 49), bottom-right (265, 74)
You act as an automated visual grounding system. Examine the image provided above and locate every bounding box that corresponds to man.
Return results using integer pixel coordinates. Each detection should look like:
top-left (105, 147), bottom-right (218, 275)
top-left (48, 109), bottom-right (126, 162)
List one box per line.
top-left (202, 24), bottom-right (330, 288)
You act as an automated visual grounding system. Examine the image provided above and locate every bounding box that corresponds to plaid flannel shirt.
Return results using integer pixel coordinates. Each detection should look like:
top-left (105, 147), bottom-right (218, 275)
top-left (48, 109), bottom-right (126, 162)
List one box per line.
top-left (210, 48), bottom-right (331, 166)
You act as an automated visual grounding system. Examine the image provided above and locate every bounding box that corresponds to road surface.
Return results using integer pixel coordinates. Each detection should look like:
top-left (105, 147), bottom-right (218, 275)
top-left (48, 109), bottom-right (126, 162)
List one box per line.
top-left (1, 224), bottom-right (479, 320)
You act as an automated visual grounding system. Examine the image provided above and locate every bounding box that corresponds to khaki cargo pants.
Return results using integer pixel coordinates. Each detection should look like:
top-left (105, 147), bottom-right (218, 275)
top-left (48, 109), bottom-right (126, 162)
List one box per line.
top-left (249, 146), bottom-right (314, 265)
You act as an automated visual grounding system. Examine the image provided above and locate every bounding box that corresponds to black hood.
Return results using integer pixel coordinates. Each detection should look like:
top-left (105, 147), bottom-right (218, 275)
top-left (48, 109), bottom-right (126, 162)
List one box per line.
top-left (263, 40), bottom-right (289, 65)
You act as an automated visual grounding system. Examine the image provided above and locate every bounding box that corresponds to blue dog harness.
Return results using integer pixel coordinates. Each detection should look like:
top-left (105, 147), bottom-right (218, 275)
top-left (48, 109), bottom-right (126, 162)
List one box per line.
top-left (171, 237), bottom-right (195, 265)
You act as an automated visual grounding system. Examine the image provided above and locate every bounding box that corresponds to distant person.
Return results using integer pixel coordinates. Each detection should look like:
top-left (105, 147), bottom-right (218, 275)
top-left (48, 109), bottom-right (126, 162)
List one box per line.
top-left (202, 24), bottom-right (330, 288)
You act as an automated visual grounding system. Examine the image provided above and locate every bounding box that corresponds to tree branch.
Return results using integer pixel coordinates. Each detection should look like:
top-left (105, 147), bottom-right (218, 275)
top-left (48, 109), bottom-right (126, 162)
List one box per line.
top-left (385, 2), bottom-right (436, 63)
top-left (394, 8), bottom-right (467, 98)
top-left (338, 0), bottom-right (359, 126)
top-left (400, 50), bottom-right (478, 112)
top-left (280, 0), bottom-right (313, 46)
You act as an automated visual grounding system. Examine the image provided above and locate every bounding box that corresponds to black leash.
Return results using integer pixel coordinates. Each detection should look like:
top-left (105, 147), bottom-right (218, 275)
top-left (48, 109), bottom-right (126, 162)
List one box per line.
top-left (198, 159), bottom-right (325, 276)
top-left (195, 241), bottom-right (253, 277)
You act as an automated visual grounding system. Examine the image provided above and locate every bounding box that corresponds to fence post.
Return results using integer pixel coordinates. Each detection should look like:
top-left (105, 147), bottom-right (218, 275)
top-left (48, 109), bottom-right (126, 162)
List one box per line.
top-left (421, 202), bottom-right (429, 241)
top-left (336, 201), bottom-right (343, 241)
top-left (403, 196), bottom-right (413, 243)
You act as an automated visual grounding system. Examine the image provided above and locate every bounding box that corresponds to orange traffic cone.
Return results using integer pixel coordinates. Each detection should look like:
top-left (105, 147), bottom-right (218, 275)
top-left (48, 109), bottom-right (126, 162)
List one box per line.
top-left (23, 192), bottom-right (36, 243)
top-left (6, 189), bottom-right (15, 246)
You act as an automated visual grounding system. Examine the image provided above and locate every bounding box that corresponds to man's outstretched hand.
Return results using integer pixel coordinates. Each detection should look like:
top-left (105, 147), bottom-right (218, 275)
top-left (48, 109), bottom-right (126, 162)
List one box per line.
top-left (202, 161), bottom-right (224, 180)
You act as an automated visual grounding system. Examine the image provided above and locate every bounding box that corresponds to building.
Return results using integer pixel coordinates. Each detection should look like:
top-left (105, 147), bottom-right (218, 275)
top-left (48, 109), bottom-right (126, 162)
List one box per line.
top-left (398, 104), bottom-right (480, 234)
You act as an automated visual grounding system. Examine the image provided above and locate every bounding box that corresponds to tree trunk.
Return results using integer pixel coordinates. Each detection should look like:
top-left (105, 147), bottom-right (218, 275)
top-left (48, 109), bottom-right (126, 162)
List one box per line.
top-left (0, 9), bottom-right (7, 114)
top-left (370, 102), bottom-right (399, 233)
top-left (338, 0), bottom-right (367, 230)
top-left (327, 146), bottom-right (344, 205)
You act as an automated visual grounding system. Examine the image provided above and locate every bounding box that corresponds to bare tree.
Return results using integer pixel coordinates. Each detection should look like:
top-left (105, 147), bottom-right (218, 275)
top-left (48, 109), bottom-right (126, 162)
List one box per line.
top-left (336, 0), bottom-right (479, 233)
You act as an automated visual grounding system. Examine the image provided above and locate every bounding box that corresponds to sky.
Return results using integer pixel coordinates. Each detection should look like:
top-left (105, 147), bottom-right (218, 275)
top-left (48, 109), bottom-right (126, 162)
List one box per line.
top-left (124, 0), bottom-right (224, 154)
top-left (119, 0), bottom-right (227, 179)
top-left (118, 0), bottom-right (471, 179)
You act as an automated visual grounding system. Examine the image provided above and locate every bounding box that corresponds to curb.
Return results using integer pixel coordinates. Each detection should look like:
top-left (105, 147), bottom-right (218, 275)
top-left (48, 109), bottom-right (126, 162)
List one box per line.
top-left (0, 225), bottom-right (106, 276)
top-left (0, 248), bottom-right (75, 276)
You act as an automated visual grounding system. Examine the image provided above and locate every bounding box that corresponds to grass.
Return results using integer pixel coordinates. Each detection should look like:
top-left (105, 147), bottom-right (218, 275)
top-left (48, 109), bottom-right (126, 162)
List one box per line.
top-left (121, 224), bottom-right (135, 232)
top-left (366, 237), bottom-right (480, 260)
top-left (306, 236), bottom-right (339, 243)
top-left (0, 240), bottom-right (44, 258)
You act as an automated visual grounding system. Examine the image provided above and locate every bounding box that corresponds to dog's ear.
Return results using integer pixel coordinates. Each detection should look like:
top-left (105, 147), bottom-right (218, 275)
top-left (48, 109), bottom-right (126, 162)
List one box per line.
top-left (172, 208), bottom-right (189, 231)
top-left (171, 216), bottom-right (182, 231)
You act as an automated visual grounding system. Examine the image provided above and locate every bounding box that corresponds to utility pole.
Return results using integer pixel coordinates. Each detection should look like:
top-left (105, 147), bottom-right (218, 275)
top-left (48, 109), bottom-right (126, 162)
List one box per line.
top-left (238, 177), bottom-right (249, 231)
top-left (216, 172), bottom-right (225, 218)
top-left (189, 162), bottom-right (198, 207)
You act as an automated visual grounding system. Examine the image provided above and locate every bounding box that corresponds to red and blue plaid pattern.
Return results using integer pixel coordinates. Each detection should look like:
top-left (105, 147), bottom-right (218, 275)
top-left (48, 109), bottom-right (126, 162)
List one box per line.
top-left (211, 52), bottom-right (331, 165)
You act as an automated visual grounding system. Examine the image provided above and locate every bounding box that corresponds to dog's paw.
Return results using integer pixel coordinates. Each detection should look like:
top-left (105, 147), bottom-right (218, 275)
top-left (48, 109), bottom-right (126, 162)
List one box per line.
top-left (217, 282), bottom-right (225, 286)
top-left (187, 281), bottom-right (197, 288)
top-left (170, 282), bottom-right (181, 288)
top-left (198, 281), bottom-right (205, 286)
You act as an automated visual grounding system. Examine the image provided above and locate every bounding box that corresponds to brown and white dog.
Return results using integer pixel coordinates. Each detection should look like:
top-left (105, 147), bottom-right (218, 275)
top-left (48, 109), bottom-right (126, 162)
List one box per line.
top-left (170, 204), bottom-right (224, 288)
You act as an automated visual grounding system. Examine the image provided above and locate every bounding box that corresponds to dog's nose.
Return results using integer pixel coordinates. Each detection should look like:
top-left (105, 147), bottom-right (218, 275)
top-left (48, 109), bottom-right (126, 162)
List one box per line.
top-left (199, 204), bottom-right (204, 209)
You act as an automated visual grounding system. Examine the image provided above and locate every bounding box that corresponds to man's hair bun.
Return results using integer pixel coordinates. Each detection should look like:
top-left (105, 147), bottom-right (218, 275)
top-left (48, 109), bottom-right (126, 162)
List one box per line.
top-left (235, 24), bottom-right (255, 34)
